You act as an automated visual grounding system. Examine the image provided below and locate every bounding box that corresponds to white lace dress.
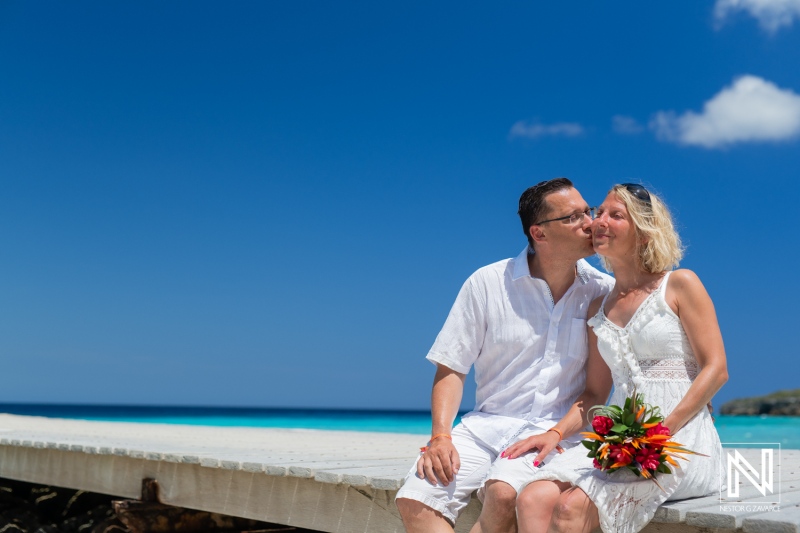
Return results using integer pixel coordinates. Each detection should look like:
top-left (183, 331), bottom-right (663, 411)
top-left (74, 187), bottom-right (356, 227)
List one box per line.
top-left (525, 272), bottom-right (722, 533)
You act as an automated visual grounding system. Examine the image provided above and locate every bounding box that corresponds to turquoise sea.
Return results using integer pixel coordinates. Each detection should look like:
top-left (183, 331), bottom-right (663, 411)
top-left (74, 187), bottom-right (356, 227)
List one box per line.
top-left (1, 405), bottom-right (798, 449)
top-left (713, 415), bottom-right (800, 449)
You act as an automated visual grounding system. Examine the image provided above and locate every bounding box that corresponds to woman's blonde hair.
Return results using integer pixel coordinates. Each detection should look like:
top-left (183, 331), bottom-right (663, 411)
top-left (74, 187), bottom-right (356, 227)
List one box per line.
top-left (600, 184), bottom-right (683, 274)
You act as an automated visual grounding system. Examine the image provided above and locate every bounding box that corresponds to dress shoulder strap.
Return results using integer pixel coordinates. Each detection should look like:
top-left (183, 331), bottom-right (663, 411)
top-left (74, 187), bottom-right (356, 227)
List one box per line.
top-left (660, 271), bottom-right (672, 294)
top-left (657, 270), bottom-right (673, 308)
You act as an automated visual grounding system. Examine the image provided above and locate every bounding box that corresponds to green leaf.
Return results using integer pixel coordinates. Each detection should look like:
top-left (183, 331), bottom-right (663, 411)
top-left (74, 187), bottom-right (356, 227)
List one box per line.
top-left (610, 423), bottom-right (628, 433)
top-left (623, 413), bottom-right (635, 426)
top-left (582, 441), bottom-right (595, 450)
top-left (645, 416), bottom-right (662, 425)
top-left (657, 464), bottom-right (672, 474)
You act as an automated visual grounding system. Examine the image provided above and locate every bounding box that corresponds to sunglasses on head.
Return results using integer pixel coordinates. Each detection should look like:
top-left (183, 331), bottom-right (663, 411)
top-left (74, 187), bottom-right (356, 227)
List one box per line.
top-left (620, 183), bottom-right (651, 205)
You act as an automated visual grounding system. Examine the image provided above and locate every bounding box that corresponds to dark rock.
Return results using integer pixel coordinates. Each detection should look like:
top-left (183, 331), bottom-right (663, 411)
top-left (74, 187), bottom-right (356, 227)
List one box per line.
top-left (59, 505), bottom-right (117, 533)
top-left (720, 389), bottom-right (800, 416)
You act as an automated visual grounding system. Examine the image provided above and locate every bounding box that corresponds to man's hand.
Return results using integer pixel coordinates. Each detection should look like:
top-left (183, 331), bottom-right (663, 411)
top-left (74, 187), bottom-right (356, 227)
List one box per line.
top-left (416, 437), bottom-right (460, 486)
top-left (501, 431), bottom-right (562, 466)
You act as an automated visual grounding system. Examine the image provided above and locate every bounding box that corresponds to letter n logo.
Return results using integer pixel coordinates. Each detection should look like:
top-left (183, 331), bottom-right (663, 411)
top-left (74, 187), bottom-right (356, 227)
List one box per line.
top-left (727, 449), bottom-right (773, 497)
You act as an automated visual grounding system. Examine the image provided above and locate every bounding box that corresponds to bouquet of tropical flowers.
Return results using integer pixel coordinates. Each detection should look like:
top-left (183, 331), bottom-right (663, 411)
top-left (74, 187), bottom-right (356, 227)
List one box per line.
top-left (581, 391), bottom-right (705, 489)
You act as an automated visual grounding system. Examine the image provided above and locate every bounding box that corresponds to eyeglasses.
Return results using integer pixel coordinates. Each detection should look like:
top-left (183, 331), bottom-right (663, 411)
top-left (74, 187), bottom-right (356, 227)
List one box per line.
top-left (533, 206), bottom-right (596, 226)
top-left (621, 183), bottom-right (651, 205)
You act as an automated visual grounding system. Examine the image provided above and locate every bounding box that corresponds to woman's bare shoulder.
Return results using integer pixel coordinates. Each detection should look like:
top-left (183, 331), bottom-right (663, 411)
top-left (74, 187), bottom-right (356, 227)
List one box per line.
top-left (668, 269), bottom-right (705, 292)
top-left (667, 269), bottom-right (713, 308)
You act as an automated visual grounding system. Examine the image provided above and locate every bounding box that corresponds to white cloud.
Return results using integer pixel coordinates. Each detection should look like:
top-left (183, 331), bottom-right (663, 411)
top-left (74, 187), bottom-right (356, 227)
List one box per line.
top-left (714, 0), bottom-right (800, 33)
top-left (650, 75), bottom-right (800, 149)
top-left (509, 121), bottom-right (584, 139)
top-left (612, 115), bottom-right (644, 135)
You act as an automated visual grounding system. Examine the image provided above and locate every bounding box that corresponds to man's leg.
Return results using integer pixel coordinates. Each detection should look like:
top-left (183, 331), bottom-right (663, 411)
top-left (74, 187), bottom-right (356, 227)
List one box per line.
top-left (396, 497), bottom-right (454, 533)
top-left (468, 480), bottom-right (518, 533)
top-left (396, 424), bottom-right (495, 532)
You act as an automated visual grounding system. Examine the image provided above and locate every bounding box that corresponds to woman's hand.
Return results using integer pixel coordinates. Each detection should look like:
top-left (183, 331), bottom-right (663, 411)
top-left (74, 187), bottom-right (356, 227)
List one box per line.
top-left (663, 416), bottom-right (680, 436)
top-left (502, 431), bottom-right (563, 465)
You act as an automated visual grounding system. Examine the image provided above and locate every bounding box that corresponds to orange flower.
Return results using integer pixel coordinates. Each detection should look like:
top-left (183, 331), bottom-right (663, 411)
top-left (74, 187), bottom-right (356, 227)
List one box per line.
top-left (580, 432), bottom-right (606, 442)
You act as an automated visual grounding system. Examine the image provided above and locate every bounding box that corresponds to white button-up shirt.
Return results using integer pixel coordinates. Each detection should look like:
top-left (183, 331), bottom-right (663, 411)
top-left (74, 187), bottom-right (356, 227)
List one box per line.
top-left (427, 247), bottom-right (614, 450)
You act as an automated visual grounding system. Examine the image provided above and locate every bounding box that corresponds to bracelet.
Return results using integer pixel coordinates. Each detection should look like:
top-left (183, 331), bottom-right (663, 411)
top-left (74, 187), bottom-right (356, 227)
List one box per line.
top-left (547, 427), bottom-right (563, 440)
top-left (420, 433), bottom-right (452, 453)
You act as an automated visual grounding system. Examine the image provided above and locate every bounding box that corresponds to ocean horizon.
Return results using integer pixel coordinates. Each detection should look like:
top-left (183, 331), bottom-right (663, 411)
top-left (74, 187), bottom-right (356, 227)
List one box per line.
top-left (2, 403), bottom-right (798, 449)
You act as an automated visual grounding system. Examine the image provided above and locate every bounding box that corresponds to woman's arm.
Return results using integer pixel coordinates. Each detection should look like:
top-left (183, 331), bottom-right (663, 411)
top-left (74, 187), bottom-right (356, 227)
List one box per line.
top-left (663, 269), bottom-right (728, 434)
top-left (504, 297), bottom-right (613, 462)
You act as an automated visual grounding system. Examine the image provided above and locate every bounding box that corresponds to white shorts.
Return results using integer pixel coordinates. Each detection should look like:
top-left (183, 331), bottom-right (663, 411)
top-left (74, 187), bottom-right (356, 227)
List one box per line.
top-left (395, 423), bottom-right (568, 524)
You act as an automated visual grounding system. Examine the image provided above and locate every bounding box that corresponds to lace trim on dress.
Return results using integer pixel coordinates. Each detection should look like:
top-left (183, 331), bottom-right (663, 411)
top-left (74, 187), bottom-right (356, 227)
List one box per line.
top-left (638, 357), bottom-right (699, 381)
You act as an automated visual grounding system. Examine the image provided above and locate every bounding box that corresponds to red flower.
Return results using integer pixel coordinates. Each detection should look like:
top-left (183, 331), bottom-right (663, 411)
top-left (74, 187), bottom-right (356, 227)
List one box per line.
top-left (592, 416), bottom-right (615, 436)
top-left (636, 446), bottom-right (661, 471)
top-left (645, 423), bottom-right (671, 438)
top-left (609, 444), bottom-right (634, 466)
top-left (593, 458), bottom-right (603, 469)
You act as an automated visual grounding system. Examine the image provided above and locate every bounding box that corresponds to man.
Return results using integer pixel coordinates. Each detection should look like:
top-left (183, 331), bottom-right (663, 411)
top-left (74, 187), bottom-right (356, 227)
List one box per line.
top-left (395, 178), bottom-right (615, 533)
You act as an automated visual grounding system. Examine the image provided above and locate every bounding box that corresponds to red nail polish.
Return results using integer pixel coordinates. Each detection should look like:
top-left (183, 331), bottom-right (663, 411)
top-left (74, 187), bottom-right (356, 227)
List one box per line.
top-left (533, 460), bottom-right (540, 467)
top-left (500, 451), bottom-right (505, 458)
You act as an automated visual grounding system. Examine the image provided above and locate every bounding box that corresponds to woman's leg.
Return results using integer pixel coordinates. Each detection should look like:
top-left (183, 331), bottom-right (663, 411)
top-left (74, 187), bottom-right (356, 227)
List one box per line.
top-left (516, 480), bottom-right (569, 533)
top-left (548, 486), bottom-right (599, 533)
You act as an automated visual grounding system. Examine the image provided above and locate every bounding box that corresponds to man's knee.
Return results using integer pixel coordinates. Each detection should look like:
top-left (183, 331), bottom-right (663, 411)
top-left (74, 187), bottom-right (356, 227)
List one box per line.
top-left (483, 480), bottom-right (517, 511)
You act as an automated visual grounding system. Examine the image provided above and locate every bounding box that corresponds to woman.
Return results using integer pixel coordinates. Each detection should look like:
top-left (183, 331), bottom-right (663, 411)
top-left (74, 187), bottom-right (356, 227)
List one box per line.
top-left (508, 184), bottom-right (728, 533)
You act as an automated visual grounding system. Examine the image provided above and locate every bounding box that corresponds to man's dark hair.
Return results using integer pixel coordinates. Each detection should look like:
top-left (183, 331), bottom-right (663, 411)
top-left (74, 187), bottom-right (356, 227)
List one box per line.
top-left (518, 177), bottom-right (574, 248)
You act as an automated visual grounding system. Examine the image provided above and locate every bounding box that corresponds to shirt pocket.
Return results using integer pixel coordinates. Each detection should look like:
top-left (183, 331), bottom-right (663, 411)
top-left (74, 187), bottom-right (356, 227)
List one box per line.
top-left (565, 318), bottom-right (588, 360)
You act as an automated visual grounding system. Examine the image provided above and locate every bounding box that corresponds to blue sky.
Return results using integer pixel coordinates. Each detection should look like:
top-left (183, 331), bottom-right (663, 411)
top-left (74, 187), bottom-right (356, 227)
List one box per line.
top-left (0, 1), bottom-right (798, 411)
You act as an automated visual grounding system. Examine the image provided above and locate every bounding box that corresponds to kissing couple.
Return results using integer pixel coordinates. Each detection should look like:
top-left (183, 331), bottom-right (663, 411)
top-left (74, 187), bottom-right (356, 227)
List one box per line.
top-left (396, 178), bottom-right (727, 533)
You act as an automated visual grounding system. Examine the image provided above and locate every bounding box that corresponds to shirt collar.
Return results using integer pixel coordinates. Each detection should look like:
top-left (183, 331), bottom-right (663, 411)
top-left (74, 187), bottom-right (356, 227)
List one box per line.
top-left (512, 245), bottom-right (591, 285)
top-left (512, 246), bottom-right (534, 280)
top-left (576, 259), bottom-right (590, 285)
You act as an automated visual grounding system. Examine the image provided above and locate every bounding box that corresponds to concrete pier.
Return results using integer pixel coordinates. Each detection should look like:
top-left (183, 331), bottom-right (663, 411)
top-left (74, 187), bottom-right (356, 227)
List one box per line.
top-left (0, 414), bottom-right (797, 533)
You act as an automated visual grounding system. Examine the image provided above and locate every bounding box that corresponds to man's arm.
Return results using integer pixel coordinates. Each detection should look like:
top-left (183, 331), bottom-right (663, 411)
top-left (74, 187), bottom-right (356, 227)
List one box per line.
top-left (417, 364), bottom-right (466, 486)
